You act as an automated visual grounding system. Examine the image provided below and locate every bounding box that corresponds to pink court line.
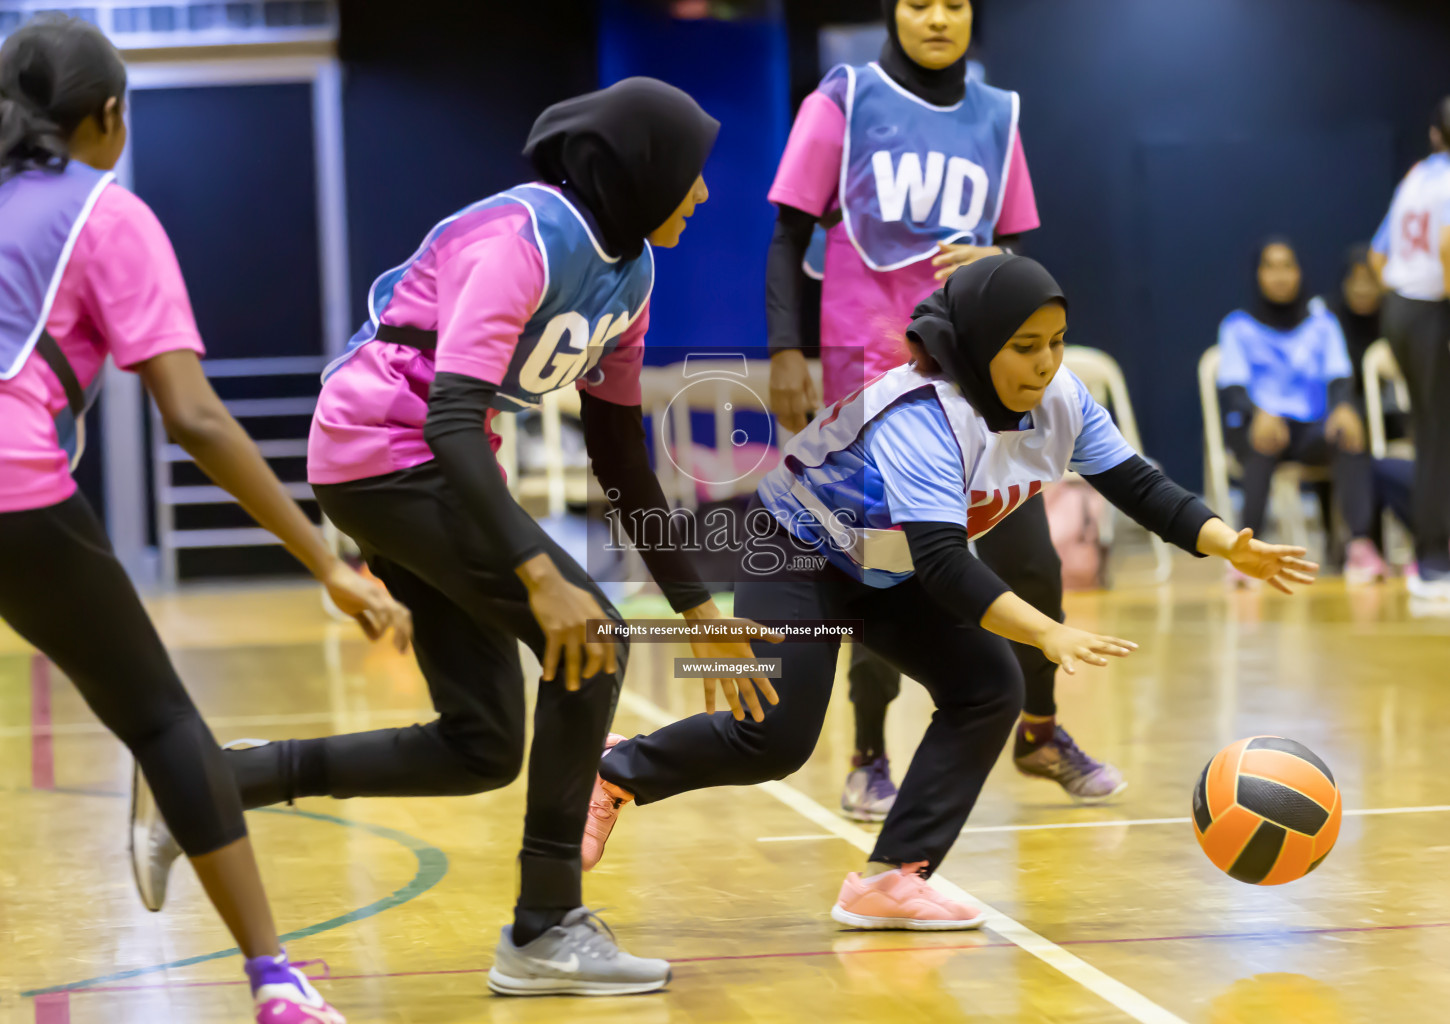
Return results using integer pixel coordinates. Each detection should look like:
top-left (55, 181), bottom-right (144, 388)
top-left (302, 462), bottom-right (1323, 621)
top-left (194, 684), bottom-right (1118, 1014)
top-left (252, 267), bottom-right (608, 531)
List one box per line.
top-left (30, 654), bottom-right (54, 791)
top-left (46, 918), bottom-right (1450, 999)
top-left (33, 992), bottom-right (69, 1024)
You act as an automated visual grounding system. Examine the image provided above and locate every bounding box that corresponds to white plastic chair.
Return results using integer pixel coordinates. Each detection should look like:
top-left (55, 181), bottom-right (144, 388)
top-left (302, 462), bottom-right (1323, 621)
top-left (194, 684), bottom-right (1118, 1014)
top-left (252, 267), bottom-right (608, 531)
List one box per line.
top-left (1198, 346), bottom-right (1327, 550)
top-left (639, 355), bottom-right (812, 510)
top-left (1062, 346), bottom-right (1173, 583)
top-left (495, 388), bottom-right (590, 518)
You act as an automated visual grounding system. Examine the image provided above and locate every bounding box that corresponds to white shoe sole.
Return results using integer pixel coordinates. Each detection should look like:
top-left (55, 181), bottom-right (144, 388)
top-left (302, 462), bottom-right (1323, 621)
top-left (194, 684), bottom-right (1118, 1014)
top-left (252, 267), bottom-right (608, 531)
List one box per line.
top-left (840, 805), bottom-right (891, 823)
top-left (1067, 779), bottom-right (1129, 805)
top-left (486, 966), bottom-right (670, 996)
top-left (830, 903), bottom-right (985, 931)
top-left (129, 761), bottom-right (169, 913)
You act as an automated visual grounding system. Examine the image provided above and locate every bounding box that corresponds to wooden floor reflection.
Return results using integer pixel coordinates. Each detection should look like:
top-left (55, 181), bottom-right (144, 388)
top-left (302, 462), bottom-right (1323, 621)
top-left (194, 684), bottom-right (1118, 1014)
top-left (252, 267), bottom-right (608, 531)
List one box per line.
top-left (1, 561), bottom-right (1447, 1023)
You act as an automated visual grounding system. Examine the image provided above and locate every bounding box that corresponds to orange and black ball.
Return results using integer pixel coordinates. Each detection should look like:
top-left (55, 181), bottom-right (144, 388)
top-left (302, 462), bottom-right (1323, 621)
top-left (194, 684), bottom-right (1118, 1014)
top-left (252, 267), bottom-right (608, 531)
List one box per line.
top-left (1192, 736), bottom-right (1341, 885)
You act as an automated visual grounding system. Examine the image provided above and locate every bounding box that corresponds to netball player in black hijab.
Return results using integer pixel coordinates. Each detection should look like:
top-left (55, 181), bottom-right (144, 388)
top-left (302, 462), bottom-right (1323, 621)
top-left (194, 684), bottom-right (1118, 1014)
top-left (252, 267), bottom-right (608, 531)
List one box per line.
top-left (132, 77), bottom-right (773, 997)
top-left (764, 2), bottom-right (1124, 816)
top-left (583, 254), bottom-right (1315, 929)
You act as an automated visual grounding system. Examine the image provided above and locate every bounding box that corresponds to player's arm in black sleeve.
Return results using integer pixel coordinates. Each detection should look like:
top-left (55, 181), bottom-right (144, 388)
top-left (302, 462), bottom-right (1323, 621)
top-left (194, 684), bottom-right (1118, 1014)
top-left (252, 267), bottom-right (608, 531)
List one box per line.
top-left (1081, 455), bottom-right (1218, 556)
top-left (766, 204), bottom-right (817, 355)
top-left (901, 521), bottom-right (1012, 625)
top-left (423, 371), bottom-right (551, 567)
top-left (579, 390), bottom-right (712, 614)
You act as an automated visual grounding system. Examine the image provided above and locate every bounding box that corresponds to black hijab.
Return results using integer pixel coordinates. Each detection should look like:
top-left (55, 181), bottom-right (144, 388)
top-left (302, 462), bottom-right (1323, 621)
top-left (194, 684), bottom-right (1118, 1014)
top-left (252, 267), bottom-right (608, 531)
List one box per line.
top-left (878, 0), bottom-right (968, 108)
top-left (524, 77), bottom-right (719, 261)
top-left (1333, 244), bottom-right (1380, 370)
top-left (906, 253), bottom-right (1066, 432)
top-left (1247, 237), bottom-right (1311, 333)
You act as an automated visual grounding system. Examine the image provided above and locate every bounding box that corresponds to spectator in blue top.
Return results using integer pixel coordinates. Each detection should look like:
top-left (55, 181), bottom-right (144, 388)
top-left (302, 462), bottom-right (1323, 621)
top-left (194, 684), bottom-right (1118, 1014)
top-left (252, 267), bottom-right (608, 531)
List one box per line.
top-left (1217, 238), bottom-right (1383, 583)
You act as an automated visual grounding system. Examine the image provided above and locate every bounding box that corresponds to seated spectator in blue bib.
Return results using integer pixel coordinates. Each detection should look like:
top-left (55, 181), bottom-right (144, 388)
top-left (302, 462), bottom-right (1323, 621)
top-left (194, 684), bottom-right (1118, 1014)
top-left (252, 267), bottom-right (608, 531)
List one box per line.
top-left (1217, 238), bottom-right (1385, 583)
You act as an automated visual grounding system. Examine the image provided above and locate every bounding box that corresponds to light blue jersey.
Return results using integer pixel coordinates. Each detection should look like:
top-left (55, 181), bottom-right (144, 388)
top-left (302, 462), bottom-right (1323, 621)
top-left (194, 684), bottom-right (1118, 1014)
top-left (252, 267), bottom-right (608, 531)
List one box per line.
top-left (756, 363), bottom-right (1135, 587)
top-left (1216, 298), bottom-right (1354, 423)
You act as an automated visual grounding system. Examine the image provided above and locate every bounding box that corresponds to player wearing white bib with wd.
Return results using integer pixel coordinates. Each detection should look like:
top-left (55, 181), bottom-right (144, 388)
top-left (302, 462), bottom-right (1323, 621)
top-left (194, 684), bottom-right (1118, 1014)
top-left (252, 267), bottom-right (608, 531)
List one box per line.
top-left (1369, 97), bottom-right (1450, 600)
top-left (765, 0), bottom-right (1124, 817)
top-left (585, 255), bottom-right (1318, 928)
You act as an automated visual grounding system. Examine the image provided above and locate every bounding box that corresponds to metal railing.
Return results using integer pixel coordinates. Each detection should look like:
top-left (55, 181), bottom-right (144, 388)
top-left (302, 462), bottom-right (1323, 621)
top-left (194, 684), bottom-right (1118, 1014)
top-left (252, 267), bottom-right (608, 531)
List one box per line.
top-left (150, 354), bottom-right (324, 584)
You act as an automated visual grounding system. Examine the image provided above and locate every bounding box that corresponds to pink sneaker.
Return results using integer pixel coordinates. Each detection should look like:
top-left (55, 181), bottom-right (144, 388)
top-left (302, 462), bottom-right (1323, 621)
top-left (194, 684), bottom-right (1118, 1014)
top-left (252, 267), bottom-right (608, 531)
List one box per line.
top-left (582, 733), bottom-right (633, 871)
top-left (246, 954), bottom-right (344, 1023)
top-left (830, 862), bottom-right (985, 931)
top-left (1344, 538), bottom-right (1389, 585)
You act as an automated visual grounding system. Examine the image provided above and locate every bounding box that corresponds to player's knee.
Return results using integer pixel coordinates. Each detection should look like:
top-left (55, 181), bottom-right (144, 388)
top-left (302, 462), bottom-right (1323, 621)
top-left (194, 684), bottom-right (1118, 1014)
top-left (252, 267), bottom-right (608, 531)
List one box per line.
top-left (441, 728), bottom-right (526, 793)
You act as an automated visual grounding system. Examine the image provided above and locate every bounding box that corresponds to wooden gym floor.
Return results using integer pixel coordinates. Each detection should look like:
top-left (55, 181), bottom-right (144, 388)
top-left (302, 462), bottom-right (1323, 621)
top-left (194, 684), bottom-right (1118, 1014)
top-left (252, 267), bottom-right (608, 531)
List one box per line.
top-left (2, 556), bottom-right (1448, 1023)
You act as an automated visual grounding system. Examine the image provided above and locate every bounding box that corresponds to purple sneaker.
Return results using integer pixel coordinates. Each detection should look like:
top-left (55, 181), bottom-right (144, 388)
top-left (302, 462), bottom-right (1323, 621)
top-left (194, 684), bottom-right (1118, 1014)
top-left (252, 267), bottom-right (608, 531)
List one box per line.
top-left (840, 755), bottom-right (897, 822)
top-left (246, 952), bottom-right (345, 1023)
top-left (1014, 724), bottom-right (1126, 804)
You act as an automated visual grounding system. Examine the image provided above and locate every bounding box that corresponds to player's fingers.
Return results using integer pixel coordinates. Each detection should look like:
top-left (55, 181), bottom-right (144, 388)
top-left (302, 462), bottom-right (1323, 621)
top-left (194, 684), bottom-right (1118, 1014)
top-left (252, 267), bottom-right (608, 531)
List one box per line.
top-left (1082, 649), bottom-right (1109, 667)
top-left (1267, 575), bottom-right (1294, 595)
top-left (1283, 556), bottom-right (1319, 572)
top-left (564, 632), bottom-right (582, 691)
top-left (353, 610), bottom-right (382, 641)
top-left (755, 676), bottom-right (780, 706)
top-left (392, 606), bottom-right (414, 652)
top-left (740, 678), bottom-right (766, 722)
top-left (721, 679), bottom-right (744, 721)
top-left (740, 618), bottom-right (784, 644)
top-left (542, 634), bottom-right (561, 682)
top-left (603, 640), bottom-right (618, 677)
top-left (582, 640), bottom-right (605, 682)
top-left (1100, 635), bottom-right (1138, 651)
top-left (1060, 654), bottom-right (1077, 675)
top-left (703, 679), bottom-right (716, 714)
top-left (1281, 568), bottom-right (1316, 585)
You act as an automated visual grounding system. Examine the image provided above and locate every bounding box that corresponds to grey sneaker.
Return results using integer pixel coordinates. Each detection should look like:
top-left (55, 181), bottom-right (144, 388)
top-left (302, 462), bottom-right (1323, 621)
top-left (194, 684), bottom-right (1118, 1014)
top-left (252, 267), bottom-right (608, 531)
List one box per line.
top-left (1013, 725), bottom-right (1127, 804)
top-left (130, 738), bottom-right (272, 912)
top-left (840, 755), bottom-right (897, 822)
top-left (129, 759), bottom-right (182, 912)
top-left (487, 907), bottom-right (670, 997)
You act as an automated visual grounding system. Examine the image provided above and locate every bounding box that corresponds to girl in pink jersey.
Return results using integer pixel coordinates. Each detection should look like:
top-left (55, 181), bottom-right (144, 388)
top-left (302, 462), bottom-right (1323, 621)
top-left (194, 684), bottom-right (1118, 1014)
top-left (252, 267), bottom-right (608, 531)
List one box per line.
top-left (765, 0), bottom-right (1125, 817)
top-left (133, 77), bottom-right (776, 997)
top-left (0, 18), bottom-right (408, 1023)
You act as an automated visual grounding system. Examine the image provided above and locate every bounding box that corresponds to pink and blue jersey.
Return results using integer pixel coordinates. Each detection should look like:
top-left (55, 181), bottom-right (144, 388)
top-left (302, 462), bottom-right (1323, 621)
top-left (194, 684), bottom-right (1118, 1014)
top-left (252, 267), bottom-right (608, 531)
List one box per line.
top-left (0, 165), bottom-right (206, 513)
top-left (309, 184), bottom-right (651, 485)
top-left (755, 364), bottom-right (1134, 588)
top-left (769, 63), bottom-right (1039, 402)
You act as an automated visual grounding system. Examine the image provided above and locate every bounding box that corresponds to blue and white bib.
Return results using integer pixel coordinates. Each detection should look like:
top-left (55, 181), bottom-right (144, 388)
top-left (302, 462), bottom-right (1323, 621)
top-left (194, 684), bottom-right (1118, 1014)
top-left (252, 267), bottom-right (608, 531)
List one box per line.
top-left (835, 62), bottom-right (1018, 272)
top-left (325, 184), bottom-right (654, 412)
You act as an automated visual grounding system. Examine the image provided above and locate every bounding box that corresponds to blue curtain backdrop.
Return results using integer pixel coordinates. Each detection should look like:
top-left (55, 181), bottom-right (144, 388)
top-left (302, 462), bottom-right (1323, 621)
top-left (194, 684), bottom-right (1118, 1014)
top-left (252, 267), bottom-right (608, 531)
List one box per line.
top-left (597, 0), bottom-right (790, 366)
top-left (983, 0), bottom-right (1450, 487)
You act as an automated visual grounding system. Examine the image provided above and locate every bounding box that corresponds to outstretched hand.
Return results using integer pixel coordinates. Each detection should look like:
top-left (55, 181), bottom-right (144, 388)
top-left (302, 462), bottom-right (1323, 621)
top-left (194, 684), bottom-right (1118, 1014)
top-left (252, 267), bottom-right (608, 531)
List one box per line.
top-left (1224, 528), bottom-right (1319, 594)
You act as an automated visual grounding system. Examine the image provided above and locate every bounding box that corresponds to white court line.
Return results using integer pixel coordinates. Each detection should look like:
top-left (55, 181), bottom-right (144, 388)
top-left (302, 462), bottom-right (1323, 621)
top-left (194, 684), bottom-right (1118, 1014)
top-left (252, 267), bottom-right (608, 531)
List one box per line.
top-left (763, 805), bottom-right (1450, 844)
top-left (616, 689), bottom-right (1189, 1024)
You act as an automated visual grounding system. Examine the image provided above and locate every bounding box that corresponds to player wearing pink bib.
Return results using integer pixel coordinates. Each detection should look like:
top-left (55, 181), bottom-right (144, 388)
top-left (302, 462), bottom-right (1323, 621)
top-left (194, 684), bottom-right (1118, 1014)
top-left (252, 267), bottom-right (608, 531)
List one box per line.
top-left (131, 78), bottom-right (778, 997)
top-left (765, 0), bottom-right (1123, 817)
top-left (0, 18), bottom-right (409, 1023)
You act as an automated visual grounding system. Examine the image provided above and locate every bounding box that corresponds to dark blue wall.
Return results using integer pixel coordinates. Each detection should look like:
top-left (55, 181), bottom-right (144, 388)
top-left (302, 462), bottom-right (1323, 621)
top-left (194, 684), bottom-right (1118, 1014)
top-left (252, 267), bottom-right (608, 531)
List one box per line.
top-left (598, 0), bottom-right (790, 364)
top-left (339, 2), bottom-right (599, 325)
top-left (982, 0), bottom-right (1450, 486)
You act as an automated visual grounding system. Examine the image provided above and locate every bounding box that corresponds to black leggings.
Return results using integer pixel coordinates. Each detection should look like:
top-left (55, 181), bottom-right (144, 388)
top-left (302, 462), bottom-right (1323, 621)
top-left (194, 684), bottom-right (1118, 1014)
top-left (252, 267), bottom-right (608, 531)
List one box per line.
top-left (227, 461), bottom-right (626, 915)
top-left (602, 562), bottom-right (1024, 873)
top-left (848, 493), bottom-right (1062, 750)
top-left (0, 495), bottom-right (244, 857)
top-left (1224, 417), bottom-right (1375, 540)
top-left (1382, 293), bottom-right (1450, 572)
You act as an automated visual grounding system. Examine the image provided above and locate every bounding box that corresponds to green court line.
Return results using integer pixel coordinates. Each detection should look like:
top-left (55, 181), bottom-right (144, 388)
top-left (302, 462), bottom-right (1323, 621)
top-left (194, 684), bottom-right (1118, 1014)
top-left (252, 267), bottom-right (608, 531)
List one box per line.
top-left (21, 806), bottom-right (448, 998)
